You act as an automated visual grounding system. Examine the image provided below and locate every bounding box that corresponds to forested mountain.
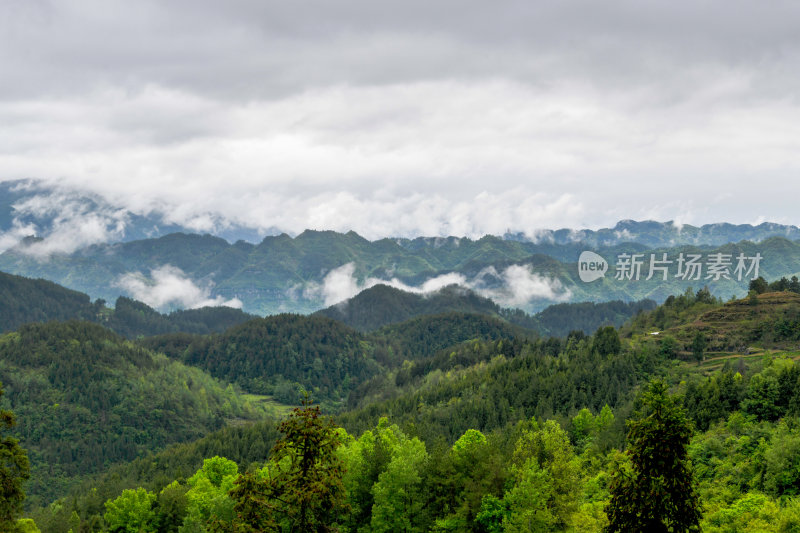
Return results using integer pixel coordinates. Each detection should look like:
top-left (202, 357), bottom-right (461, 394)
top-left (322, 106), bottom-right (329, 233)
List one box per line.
top-left (529, 299), bottom-right (657, 337)
top-left (8, 263), bottom-right (800, 530)
top-left (0, 271), bottom-right (103, 333)
top-left (0, 321), bottom-right (271, 507)
top-left (314, 284), bottom-right (504, 331)
top-left (27, 288), bottom-right (800, 532)
top-left (142, 315), bottom-right (380, 408)
top-left (3, 227), bottom-right (800, 316)
top-left (317, 282), bottom-right (658, 337)
top-left (0, 270), bottom-right (255, 336)
top-left (102, 296), bottom-right (255, 338)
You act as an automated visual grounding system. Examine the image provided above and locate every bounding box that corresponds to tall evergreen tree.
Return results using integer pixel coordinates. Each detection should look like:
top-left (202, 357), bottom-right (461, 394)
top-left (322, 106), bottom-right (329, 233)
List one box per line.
top-left (0, 383), bottom-right (30, 529)
top-left (226, 398), bottom-right (348, 532)
top-left (605, 380), bottom-right (701, 532)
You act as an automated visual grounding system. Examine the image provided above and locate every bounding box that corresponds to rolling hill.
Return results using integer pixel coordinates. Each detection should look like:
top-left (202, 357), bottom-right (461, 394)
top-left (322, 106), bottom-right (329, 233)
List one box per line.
top-left (0, 269), bottom-right (255, 336)
top-left (3, 227), bottom-right (800, 316)
top-left (0, 321), bottom-right (274, 507)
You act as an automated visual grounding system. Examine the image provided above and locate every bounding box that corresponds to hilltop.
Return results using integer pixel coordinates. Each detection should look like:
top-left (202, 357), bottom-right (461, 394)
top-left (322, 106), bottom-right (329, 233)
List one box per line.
top-left (2, 223), bottom-right (800, 315)
top-left (0, 269), bottom-right (255, 336)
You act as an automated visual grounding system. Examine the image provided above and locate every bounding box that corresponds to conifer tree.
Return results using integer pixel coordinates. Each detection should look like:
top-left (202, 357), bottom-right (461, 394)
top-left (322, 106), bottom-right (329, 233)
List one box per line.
top-left (226, 397), bottom-right (348, 532)
top-left (605, 380), bottom-right (701, 533)
top-left (0, 383), bottom-right (30, 529)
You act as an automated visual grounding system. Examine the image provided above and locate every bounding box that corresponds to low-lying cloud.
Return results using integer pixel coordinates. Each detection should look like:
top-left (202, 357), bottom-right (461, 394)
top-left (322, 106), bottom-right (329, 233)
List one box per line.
top-left (0, 187), bottom-right (129, 256)
top-left (303, 262), bottom-right (570, 308)
top-left (474, 265), bottom-right (572, 307)
top-left (116, 265), bottom-right (242, 311)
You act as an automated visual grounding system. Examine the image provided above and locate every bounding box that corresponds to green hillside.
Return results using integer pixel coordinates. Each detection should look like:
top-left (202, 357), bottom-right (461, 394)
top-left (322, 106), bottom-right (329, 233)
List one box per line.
top-left (0, 321), bottom-right (275, 507)
top-left (5, 230), bottom-right (799, 315)
top-left (145, 315), bottom-right (379, 409)
top-left (139, 310), bottom-right (538, 410)
top-left (314, 284), bottom-right (503, 331)
top-left (103, 296), bottom-right (255, 338)
top-left (16, 286), bottom-right (800, 532)
top-left (628, 290), bottom-right (800, 359)
top-left (0, 271), bottom-right (103, 333)
top-left (0, 269), bottom-right (255, 337)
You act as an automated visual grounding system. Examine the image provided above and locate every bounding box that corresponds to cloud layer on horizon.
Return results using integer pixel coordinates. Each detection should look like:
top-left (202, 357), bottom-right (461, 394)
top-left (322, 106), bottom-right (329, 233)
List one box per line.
top-left (2, 1), bottom-right (800, 240)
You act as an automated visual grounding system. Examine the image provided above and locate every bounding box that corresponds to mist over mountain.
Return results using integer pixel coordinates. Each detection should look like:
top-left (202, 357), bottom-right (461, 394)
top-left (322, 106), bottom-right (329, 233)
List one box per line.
top-left (2, 223), bottom-right (798, 315)
top-left (3, 180), bottom-right (800, 257)
top-left (0, 180), bottom-right (275, 254)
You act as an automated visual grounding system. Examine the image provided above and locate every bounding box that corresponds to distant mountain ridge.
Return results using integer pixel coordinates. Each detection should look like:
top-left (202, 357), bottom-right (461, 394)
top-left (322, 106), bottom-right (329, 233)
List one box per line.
top-left (2, 182), bottom-right (800, 314)
top-left (3, 179), bottom-right (800, 252)
top-left (2, 230), bottom-right (800, 315)
top-left (503, 219), bottom-right (800, 248)
top-left (0, 179), bottom-right (276, 248)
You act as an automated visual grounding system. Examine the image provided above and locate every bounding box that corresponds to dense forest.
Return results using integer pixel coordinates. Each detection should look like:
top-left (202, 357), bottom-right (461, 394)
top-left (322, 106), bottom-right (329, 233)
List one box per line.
top-left (0, 271), bottom-right (255, 338)
top-left (25, 334), bottom-right (800, 532)
top-left (0, 321), bottom-right (270, 508)
top-left (4, 270), bottom-right (800, 530)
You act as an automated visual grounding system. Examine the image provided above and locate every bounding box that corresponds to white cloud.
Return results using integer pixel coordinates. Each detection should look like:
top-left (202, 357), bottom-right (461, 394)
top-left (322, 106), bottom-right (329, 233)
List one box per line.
top-left (304, 261), bottom-right (568, 308)
top-left (115, 265), bottom-right (242, 311)
top-left (2, 1), bottom-right (800, 239)
top-left (302, 263), bottom-right (362, 307)
top-left (0, 190), bottom-right (128, 256)
top-left (478, 264), bottom-right (572, 307)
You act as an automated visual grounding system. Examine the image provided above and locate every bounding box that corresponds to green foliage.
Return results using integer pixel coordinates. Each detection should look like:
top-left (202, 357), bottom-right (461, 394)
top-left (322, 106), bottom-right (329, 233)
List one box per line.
top-left (750, 276), bottom-right (770, 294)
top-left (592, 326), bottom-right (621, 357)
top-left (154, 481), bottom-right (189, 532)
top-left (182, 457), bottom-right (238, 529)
top-left (0, 383), bottom-right (29, 529)
top-left (162, 314), bottom-right (378, 407)
top-left (0, 270), bottom-right (253, 338)
top-left (16, 518), bottom-right (40, 532)
top-left (0, 271), bottom-right (102, 334)
top-left (104, 487), bottom-right (157, 533)
top-left (605, 380), bottom-right (701, 532)
top-left (475, 495), bottom-right (507, 533)
top-left (0, 321), bottom-right (267, 506)
top-left (684, 370), bottom-right (745, 431)
top-left (658, 334), bottom-right (679, 358)
top-left (227, 401), bottom-right (348, 532)
top-left (504, 419), bottom-right (581, 530)
top-left (106, 297), bottom-right (254, 339)
top-left (691, 330), bottom-right (707, 361)
top-left (370, 433), bottom-right (428, 532)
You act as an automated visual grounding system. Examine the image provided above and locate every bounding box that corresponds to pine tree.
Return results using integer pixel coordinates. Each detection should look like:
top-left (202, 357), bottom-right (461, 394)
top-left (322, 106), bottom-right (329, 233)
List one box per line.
top-left (605, 380), bottom-right (701, 532)
top-left (0, 383), bottom-right (30, 528)
top-left (226, 397), bottom-right (348, 532)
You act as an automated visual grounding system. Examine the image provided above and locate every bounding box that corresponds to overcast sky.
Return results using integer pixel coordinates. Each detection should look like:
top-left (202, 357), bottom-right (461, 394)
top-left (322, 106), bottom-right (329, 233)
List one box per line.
top-left (2, 0), bottom-right (800, 239)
